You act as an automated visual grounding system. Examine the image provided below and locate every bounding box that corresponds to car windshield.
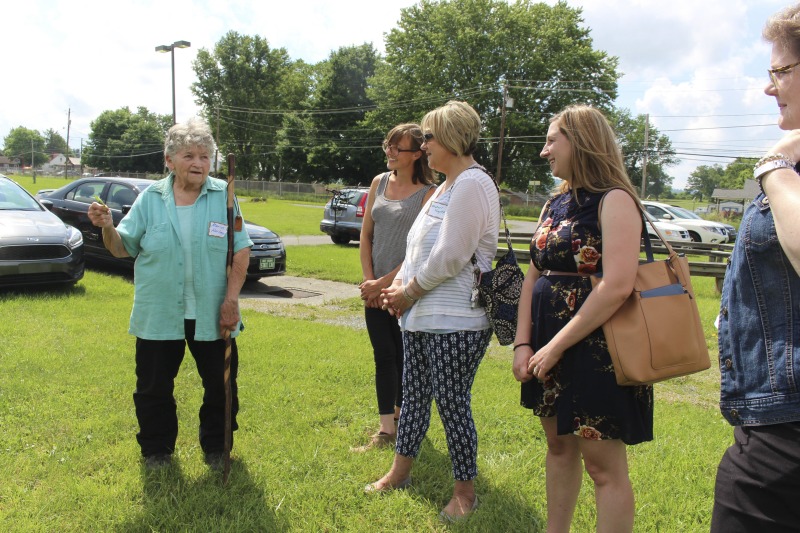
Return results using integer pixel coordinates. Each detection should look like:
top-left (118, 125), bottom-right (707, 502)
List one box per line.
top-left (0, 179), bottom-right (43, 211)
top-left (664, 205), bottom-right (702, 220)
top-left (666, 205), bottom-right (702, 219)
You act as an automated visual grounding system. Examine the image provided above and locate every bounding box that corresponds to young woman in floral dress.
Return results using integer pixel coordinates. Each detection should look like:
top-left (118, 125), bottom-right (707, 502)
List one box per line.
top-left (512, 105), bottom-right (653, 533)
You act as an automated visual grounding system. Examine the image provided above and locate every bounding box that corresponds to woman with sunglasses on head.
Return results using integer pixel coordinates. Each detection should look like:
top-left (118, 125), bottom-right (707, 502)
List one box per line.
top-left (711, 5), bottom-right (800, 531)
top-left (513, 105), bottom-right (653, 533)
top-left (365, 101), bottom-right (500, 523)
top-left (352, 124), bottom-right (436, 452)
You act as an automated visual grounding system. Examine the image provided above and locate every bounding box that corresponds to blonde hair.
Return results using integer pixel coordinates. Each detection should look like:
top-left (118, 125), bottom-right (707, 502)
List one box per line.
top-left (164, 117), bottom-right (217, 158)
top-left (552, 105), bottom-right (640, 205)
top-left (420, 100), bottom-right (481, 156)
top-left (764, 3), bottom-right (800, 58)
top-left (385, 123), bottom-right (434, 185)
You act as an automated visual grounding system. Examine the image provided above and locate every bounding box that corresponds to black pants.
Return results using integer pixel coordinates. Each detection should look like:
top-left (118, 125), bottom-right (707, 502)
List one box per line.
top-left (133, 320), bottom-right (239, 457)
top-left (711, 422), bottom-right (800, 533)
top-left (364, 307), bottom-right (404, 415)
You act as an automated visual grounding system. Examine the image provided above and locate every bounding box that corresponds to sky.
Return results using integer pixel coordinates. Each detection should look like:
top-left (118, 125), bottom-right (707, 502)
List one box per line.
top-left (2, 0), bottom-right (791, 189)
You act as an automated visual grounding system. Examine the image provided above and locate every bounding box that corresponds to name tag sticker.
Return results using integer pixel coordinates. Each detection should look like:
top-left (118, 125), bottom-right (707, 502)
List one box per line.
top-left (208, 221), bottom-right (227, 238)
top-left (428, 201), bottom-right (447, 220)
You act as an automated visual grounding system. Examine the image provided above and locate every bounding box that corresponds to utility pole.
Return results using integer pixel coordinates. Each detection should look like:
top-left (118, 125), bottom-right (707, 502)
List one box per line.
top-left (640, 113), bottom-right (649, 198)
top-left (496, 83), bottom-right (514, 184)
top-left (65, 108), bottom-right (71, 179)
top-left (216, 106), bottom-right (220, 176)
top-left (31, 139), bottom-right (36, 184)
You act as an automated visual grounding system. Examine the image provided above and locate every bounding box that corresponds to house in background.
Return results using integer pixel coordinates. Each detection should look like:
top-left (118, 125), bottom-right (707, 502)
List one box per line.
top-left (0, 156), bottom-right (18, 173)
top-left (41, 154), bottom-right (81, 175)
top-left (711, 179), bottom-right (759, 216)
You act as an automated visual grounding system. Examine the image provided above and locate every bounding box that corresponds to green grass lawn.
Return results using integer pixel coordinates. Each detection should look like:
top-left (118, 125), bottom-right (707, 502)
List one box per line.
top-left (2, 175), bottom-right (731, 530)
top-left (0, 252), bottom-right (729, 531)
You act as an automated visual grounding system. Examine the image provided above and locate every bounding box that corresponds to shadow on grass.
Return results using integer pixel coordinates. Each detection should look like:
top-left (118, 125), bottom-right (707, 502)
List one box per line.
top-left (117, 458), bottom-right (286, 531)
top-left (0, 281), bottom-right (86, 299)
top-left (397, 437), bottom-right (543, 531)
top-left (85, 260), bottom-right (135, 283)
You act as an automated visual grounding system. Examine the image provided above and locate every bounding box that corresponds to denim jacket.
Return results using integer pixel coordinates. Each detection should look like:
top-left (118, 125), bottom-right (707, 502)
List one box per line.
top-left (718, 193), bottom-right (800, 426)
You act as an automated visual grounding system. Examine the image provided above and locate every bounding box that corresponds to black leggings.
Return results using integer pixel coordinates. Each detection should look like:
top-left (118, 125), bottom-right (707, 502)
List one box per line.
top-left (364, 307), bottom-right (404, 415)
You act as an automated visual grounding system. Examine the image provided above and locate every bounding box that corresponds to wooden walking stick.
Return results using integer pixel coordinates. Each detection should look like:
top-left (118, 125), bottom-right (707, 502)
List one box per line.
top-left (223, 153), bottom-right (236, 485)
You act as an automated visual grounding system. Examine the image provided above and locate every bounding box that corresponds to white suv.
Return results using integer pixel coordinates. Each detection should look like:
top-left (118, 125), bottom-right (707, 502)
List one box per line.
top-left (642, 201), bottom-right (729, 244)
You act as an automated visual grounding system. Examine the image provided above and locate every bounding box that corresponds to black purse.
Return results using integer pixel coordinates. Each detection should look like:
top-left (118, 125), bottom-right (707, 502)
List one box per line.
top-left (471, 173), bottom-right (525, 346)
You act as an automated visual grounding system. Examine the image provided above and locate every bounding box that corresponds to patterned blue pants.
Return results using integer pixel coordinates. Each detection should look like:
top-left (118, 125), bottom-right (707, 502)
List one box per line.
top-left (395, 328), bottom-right (492, 481)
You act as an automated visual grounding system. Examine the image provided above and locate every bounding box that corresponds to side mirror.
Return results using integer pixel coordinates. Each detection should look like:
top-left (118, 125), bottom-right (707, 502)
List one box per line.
top-left (40, 199), bottom-right (54, 211)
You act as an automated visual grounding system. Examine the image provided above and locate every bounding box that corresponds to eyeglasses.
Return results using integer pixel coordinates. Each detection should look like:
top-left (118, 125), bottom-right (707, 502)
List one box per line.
top-left (381, 141), bottom-right (419, 154)
top-left (768, 59), bottom-right (800, 88)
top-left (422, 132), bottom-right (434, 142)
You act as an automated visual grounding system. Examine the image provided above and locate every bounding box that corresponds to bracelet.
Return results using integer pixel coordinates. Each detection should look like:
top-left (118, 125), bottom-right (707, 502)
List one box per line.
top-left (513, 343), bottom-right (532, 351)
top-left (402, 286), bottom-right (418, 303)
top-left (753, 153), bottom-right (793, 169)
top-left (754, 159), bottom-right (796, 196)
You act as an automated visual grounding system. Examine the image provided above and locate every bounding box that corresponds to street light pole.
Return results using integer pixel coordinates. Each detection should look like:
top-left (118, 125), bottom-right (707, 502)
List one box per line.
top-left (155, 40), bottom-right (191, 125)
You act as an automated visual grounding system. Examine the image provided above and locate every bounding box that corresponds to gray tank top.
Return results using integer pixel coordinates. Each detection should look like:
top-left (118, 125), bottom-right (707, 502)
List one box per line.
top-left (371, 173), bottom-right (435, 278)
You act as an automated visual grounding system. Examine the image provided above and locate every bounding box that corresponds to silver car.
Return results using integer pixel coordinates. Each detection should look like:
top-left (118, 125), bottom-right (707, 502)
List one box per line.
top-left (319, 188), bottom-right (369, 244)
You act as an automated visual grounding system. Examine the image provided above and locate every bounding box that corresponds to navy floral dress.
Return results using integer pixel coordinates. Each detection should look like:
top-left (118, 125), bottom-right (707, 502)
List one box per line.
top-left (520, 189), bottom-right (653, 445)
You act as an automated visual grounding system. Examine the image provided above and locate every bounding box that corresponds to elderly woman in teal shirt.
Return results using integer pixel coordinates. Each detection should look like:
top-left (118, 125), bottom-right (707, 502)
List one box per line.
top-left (87, 117), bottom-right (252, 469)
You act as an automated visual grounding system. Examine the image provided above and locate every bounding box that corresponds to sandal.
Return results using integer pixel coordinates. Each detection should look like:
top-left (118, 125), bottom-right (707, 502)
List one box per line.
top-left (364, 476), bottom-right (411, 494)
top-left (439, 495), bottom-right (479, 523)
top-left (350, 431), bottom-right (396, 453)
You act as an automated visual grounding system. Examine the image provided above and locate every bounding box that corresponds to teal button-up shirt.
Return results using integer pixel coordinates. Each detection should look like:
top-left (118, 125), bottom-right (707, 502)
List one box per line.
top-left (117, 174), bottom-right (253, 341)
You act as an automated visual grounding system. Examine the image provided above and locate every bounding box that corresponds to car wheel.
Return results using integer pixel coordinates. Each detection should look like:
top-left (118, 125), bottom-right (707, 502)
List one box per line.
top-left (331, 235), bottom-right (350, 245)
top-left (688, 231), bottom-right (702, 242)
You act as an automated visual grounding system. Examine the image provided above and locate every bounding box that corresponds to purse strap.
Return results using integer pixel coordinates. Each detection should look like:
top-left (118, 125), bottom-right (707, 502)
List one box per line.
top-left (597, 189), bottom-right (686, 284)
top-left (468, 165), bottom-right (514, 272)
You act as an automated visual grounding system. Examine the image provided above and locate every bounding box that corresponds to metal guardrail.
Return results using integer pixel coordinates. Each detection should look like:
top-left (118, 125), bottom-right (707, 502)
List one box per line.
top-left (498, 233), bottom-right (731, 293)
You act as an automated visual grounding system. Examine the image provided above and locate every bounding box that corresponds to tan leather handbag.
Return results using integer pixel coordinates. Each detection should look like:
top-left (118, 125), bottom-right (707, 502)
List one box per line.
top-left (591, 196), bottom-right (711, 386)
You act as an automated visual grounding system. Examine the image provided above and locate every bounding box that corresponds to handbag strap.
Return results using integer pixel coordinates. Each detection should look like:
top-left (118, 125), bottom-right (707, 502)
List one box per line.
top-left (467, 164), bottom-right (514, 253)
top-left (597, 189), bottom-right (687, 284)
top-left (469, 165), bottom-right (513, 270)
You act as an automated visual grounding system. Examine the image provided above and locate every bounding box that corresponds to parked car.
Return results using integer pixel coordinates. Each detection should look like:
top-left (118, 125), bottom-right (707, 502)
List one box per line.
top-left (669, 204), bottom-right (737, 243)
top-left (39, 176), bottom-right (286, 280)
top-left (647, 220), bottom-right (691, 242)
top-left (0, 174), bottom-right (84, 287)
top-left (320, 187), bottom-right (370, 244)
top-left (642, 201), bottom-right (731, 243)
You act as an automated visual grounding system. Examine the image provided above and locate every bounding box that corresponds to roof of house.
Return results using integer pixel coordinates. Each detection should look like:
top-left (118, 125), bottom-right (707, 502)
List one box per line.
top-left (711, 179), bottom-right (759, 201)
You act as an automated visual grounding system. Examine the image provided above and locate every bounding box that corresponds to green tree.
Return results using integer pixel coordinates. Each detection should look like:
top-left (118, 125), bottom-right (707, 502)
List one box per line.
top-left (364, 0), bottom-right (619, 189)
top-left (192, 31), bottom-right (310, 180)
top-left (720, 157), bottom-right (758, 189)
top-left (305, 44), bottom-right (385, 186)
top-left (2, 127), bottom-right (48, 167)
top-left (686, 164), bottom-right (725, 201)
top-left (83, 107), bottom-right (170, 172)
top-left (43, 129), bottom-right (70, 156)
top-left (610, 108), bottom-right (678, 198)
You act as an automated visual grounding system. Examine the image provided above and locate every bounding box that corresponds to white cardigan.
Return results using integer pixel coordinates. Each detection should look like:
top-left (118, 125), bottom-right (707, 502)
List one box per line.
top-left (399, 167), bottom-right (500, 333)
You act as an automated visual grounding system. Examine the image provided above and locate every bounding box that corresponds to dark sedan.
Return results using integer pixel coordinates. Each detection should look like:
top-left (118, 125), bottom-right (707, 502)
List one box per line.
top-left (39, 176), bottom-right (286, 280)
top-left (0, 174), bottom-right (84, 287)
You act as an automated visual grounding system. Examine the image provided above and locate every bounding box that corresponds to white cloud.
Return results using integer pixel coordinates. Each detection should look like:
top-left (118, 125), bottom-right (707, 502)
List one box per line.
top-left (3, 0), bottom-right (792, 189)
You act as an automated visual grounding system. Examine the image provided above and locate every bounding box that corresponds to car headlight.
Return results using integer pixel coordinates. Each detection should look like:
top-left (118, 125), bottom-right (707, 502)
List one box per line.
top-left (66, 225), bottom-right (83, 249)
top-left (701, 226), bottom-right (725, 235)
top-left (662, 229), bottom-right (677, 237)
